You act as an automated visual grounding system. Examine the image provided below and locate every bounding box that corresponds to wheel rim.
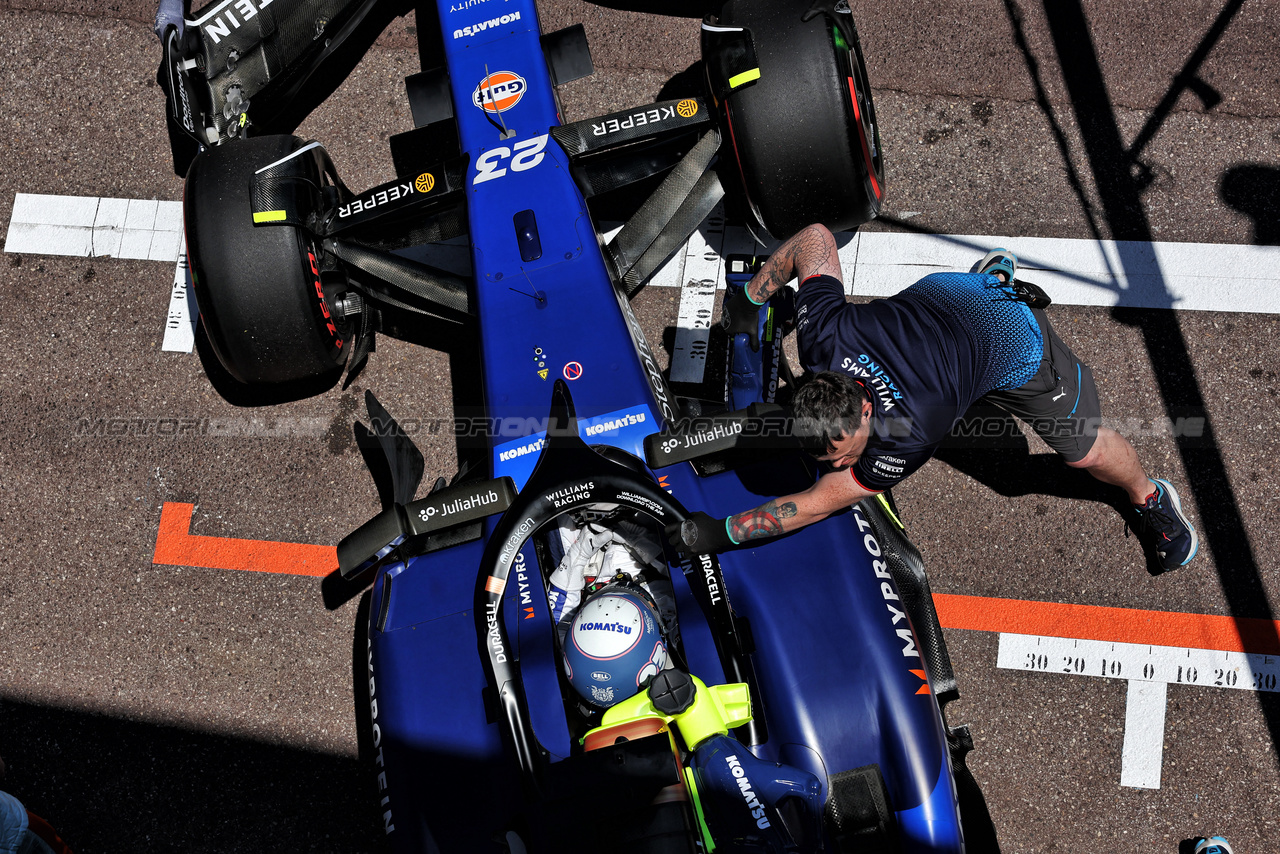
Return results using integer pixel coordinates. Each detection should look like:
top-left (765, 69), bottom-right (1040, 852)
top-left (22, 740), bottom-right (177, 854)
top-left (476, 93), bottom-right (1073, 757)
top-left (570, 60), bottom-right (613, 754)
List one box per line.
top-left (300, 234), bottom-right (351, 364)
top-left (834, 22), bottom-right (885, 207)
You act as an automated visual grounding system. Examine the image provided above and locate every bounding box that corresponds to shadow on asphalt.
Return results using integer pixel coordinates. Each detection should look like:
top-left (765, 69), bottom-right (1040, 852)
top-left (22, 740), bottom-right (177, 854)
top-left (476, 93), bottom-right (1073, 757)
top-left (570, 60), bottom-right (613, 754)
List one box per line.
top-left (1220, 163), bottom-right (1280, 246)
top-left (0, 596), bottom-right (384, 854)
top-left (935, 405), bottom-right (1128, 506)
top-left (995, 0), bottom-right (1280, 766)
top-left (0, 696), bottom-right (388, 854)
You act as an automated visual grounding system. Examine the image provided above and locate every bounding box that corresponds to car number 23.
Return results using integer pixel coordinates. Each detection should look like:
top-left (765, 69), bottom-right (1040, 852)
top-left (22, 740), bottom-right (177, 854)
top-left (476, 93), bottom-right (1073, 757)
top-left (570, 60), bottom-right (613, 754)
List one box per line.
top-left (474, 134), bottom-right (549, 185)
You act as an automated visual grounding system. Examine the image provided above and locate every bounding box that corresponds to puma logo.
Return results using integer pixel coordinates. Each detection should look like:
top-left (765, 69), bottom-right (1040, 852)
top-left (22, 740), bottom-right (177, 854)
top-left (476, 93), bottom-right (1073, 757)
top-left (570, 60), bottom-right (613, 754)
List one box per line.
top-left (1052, 388), bottom-right (1067, 402)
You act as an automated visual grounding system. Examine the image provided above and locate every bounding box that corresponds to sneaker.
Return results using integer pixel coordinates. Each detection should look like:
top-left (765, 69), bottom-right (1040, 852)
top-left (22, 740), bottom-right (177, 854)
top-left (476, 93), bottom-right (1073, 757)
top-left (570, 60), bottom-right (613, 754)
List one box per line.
top-left (1129, 478), bottom-right (1199, 570)
top-left (978, 248), bottom-right (1018, 283)
top-left (1194, 837), bottom-right (1233, 854)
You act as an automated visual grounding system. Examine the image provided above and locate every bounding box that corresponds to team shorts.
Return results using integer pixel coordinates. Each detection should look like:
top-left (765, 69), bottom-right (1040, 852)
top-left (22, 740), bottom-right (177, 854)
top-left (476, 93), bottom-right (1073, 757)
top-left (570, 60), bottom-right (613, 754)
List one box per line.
top-left (979, 308), bottom-right (1101, 463)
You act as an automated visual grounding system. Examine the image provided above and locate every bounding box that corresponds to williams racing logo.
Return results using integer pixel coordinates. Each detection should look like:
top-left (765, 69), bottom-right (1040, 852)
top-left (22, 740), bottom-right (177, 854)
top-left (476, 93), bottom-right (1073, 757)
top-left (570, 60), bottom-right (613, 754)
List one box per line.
top-left (840, 354), bottom-right (904, 412)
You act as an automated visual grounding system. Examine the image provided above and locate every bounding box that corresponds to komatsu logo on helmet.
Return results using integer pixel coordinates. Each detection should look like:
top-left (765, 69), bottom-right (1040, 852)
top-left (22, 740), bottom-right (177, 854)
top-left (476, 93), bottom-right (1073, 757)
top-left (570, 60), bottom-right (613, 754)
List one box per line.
top-left (579, 621), bottom-right (632, 634)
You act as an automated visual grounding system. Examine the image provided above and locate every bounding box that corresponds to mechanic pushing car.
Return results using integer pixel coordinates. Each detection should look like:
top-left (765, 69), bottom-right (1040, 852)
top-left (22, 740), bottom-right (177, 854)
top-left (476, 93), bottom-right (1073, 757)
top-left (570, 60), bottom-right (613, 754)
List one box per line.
top-left (672, 223), bottom-right (1199, 572)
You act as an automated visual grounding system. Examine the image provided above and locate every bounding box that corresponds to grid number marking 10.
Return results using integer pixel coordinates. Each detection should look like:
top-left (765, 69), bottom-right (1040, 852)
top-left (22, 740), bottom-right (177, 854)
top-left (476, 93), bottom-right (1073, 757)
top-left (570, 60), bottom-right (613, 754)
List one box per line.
top-left (997, 633), bottom-right (1280, 789)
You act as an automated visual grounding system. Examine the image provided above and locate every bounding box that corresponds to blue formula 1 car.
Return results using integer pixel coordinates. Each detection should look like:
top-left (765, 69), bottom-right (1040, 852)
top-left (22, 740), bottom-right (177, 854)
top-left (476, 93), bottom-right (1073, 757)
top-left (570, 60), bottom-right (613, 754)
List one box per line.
top-left (157, 0), bottom-right (998, 849)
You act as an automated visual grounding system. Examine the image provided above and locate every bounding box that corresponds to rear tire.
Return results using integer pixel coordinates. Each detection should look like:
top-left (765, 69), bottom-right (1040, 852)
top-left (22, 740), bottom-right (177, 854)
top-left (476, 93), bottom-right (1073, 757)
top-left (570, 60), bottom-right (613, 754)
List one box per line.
top-left (712, 0), bottom-right (884, 238)
top-left (184, 135), bottom-right (349, 386)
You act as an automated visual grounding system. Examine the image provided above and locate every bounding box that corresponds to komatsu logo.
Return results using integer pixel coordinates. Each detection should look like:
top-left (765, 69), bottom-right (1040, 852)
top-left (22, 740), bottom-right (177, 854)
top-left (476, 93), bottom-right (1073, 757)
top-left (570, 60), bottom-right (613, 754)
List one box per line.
top-left (453, 10), bottom-right (521, 39)
top-left (499, 437), bottom-right (543, 462)
top-left (580, 621), bottom-right (632, 634)
top-left (725, 755), bottom-right (772, 829)
top-left (584, 411), bottom-right (646, 436)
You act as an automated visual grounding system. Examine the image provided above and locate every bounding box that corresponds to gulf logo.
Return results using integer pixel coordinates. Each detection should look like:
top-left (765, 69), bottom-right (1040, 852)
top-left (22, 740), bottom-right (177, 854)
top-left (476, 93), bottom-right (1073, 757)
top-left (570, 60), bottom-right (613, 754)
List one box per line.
top-left (472, 71), bottom-right (526, 113)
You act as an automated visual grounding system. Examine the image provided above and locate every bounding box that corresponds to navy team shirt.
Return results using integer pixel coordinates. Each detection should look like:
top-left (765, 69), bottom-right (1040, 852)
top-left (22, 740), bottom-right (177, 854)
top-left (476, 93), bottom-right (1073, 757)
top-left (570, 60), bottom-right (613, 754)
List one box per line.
top-left (795, 272), bottom-right (1043, 492)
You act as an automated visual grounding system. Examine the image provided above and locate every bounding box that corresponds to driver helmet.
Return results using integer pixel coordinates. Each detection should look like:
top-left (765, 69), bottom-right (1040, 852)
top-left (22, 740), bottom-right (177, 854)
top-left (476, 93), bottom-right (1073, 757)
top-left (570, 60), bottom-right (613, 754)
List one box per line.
top-left (564, 580), bottom-right (667, 709)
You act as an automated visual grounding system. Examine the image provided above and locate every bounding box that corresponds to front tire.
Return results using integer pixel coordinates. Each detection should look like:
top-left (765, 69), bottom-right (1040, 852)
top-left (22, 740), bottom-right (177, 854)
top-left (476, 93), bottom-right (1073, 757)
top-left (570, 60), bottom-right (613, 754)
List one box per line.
top-left (184, 135), bottom-right (349, 387)
top-left (712, 0), bottom-right (884, 238)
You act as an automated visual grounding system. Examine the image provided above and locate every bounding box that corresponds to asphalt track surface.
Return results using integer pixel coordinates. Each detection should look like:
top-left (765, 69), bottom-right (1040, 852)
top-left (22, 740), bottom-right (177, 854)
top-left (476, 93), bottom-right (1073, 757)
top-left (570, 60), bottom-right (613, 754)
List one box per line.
top-left (1, 0), bottom-right (1279, 851)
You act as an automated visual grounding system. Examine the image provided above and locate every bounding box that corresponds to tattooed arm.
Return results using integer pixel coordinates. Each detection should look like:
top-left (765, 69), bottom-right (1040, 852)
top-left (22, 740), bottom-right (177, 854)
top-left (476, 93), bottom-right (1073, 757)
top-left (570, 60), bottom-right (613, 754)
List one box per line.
top-left (744, 223), bottom-right (842, 305)
top-left (726, 466), bottom-right (875, 544)
top-left (669, 468), bottom-right (875, 554)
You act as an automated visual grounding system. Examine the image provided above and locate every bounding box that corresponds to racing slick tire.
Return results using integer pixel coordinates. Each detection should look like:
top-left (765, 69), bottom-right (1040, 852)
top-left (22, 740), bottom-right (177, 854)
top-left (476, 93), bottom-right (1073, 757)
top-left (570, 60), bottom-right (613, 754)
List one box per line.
top-left (184, 135), bottom-right (349, 386)
top-left (710, 0), bottom-right (884, 238)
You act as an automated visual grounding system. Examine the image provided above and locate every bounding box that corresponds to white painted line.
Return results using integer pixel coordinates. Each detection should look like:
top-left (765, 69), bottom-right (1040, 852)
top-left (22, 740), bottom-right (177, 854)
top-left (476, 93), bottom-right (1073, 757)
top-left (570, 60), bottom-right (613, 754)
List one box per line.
top-left (10, 193), bottom-right (1280, 372)
top-left (641, 225), bottom-right (1280, 315)
top-left (163, 239), bottom-right (197, 353)
top-left (850, 231), bottom-right (1280, 314)
top-left (670, 210), bottom-right (727, 384)
top-left (10, 193), bottom-right (1280, 313)
top-left (93, 197), bottom-right (129, 258)
top-left (997, 633), bottom-right (1280, 789)
top-left (5, 222), bottom-right (94, 257)
top-left (5, 194), bottom-right (183, 261)
top-left (11, 192), bottom-right (98, 227)
top-left (1120, 680), bottom-right (1166, 789)
top-left (996, 633), bottom-right (1279, 692)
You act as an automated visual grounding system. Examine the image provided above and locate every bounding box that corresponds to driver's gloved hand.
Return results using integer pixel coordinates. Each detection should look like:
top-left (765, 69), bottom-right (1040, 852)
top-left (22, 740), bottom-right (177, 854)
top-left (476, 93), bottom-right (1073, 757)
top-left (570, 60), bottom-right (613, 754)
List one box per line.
top-left (154, 0), bottom-right (187, 40)
top-left (665, 511), bottom-right (735, 556)
top-left (721, 288), bottom-right (764, 353)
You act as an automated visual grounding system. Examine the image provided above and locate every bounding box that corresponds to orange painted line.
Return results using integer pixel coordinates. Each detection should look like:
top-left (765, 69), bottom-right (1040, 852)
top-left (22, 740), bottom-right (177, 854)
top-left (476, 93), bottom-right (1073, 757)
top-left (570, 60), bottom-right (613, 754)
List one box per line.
top-left (153, 502), bottom-right (337, 578)
top-left (148, 501), bottom-right (1280, 654)
top-left (935, 593), bottom-right (1280, 656)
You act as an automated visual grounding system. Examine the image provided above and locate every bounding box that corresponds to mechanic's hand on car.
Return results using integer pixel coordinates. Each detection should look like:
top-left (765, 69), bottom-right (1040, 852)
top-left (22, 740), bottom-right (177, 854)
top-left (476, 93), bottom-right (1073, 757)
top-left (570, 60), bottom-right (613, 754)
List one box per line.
top-left (665, 511), bottom-right (735, 556)
top-left (721, 288), bottom-right (764, 352)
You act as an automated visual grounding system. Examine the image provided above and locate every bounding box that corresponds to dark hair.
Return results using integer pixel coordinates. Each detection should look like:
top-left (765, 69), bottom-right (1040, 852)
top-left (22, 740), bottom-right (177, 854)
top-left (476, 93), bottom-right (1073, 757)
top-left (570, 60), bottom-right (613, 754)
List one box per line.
top-left (791, 371), bottom-right (868, 454)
